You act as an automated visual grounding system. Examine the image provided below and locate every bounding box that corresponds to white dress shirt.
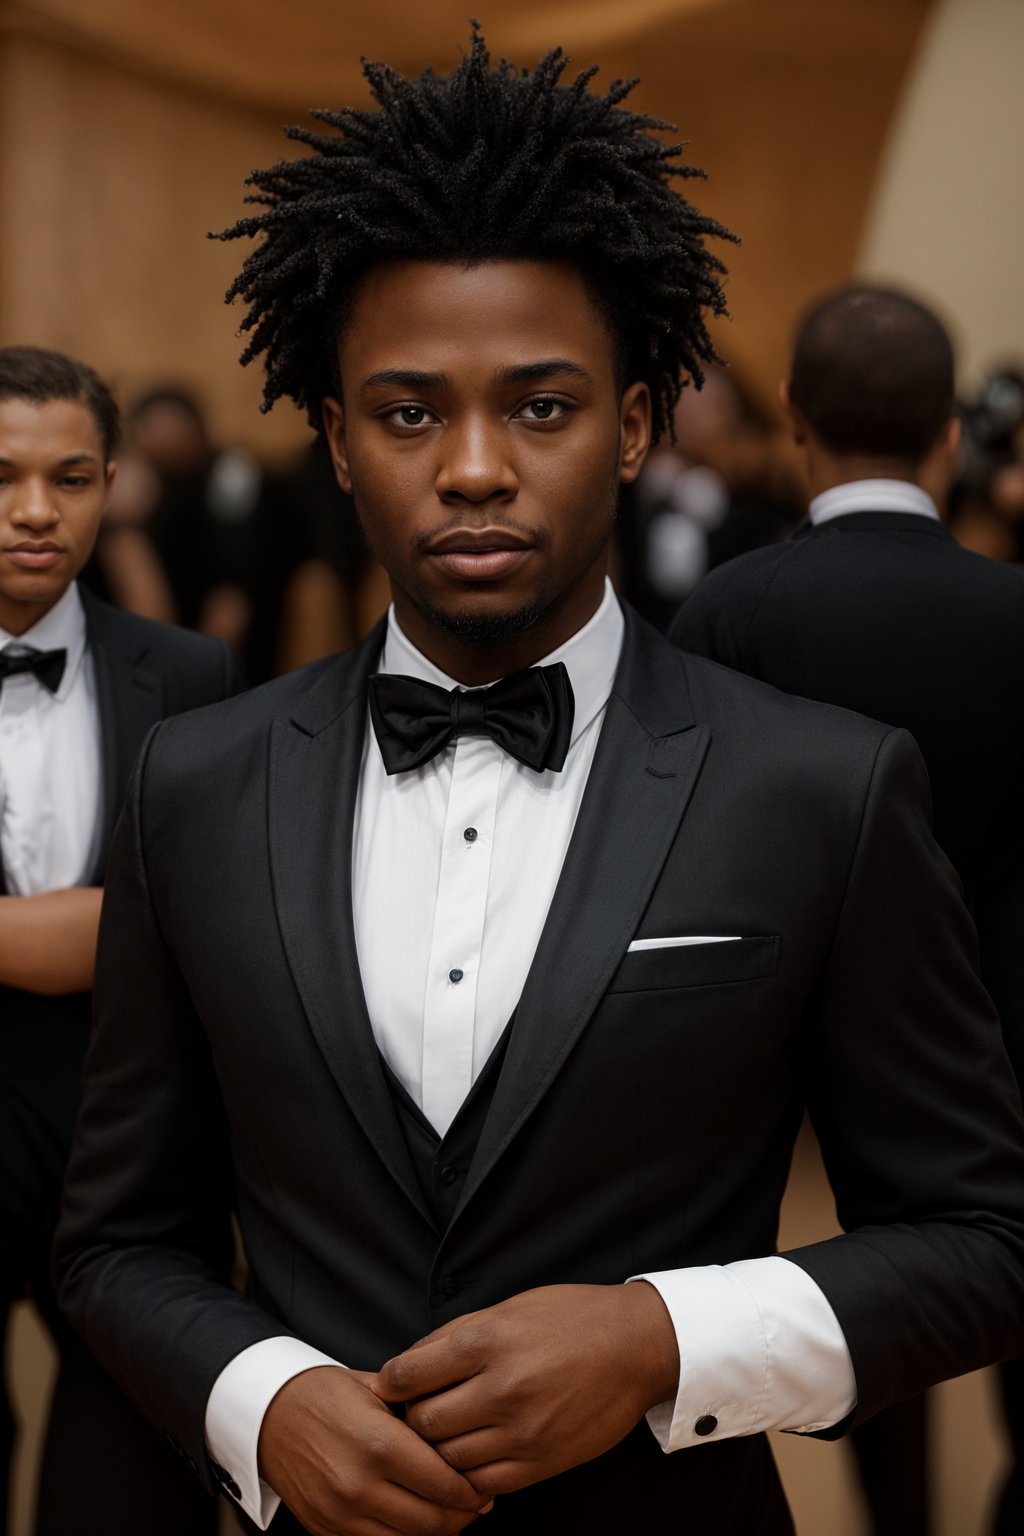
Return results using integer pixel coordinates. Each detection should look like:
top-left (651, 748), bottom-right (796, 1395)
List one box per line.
top-left (0, 583), bottom-right (101, 895)
top-left (205, 580), bottom-right (856, 1527)
top-left (809, 478), bottom-right (939, 526)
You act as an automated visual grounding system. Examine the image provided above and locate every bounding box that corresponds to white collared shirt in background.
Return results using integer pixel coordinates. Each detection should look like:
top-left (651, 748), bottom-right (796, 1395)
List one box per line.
top-left (0, 583), bottom-right (101, 894)
top-left (206, 579), bottom-right (855, 1527)
top-left (809, 478), bottom-right (939, 526)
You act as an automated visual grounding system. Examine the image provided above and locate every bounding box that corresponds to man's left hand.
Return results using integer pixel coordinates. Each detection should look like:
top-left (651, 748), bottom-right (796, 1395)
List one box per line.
top-left (372, 1282), bottom-right (679, 1497)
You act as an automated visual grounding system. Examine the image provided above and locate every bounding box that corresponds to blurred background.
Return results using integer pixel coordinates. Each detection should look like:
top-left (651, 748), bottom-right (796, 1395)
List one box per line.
top-left (2, 0), bottom-right (1023, 1529)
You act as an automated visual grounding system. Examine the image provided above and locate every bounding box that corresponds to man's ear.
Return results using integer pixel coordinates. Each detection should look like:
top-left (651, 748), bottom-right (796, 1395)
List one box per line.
top-left (104, 461), bottom-right (117, 497)
top-left (618, 381), bottom-right (652, 485)
top-left (918, 416), bottom-right (963, 510)
top-left (779, 381), bottom-right (808, 446)
top-left (936, 415), bottom-right (962, 467)
top-left (321, 397), bottom-right (352, 494)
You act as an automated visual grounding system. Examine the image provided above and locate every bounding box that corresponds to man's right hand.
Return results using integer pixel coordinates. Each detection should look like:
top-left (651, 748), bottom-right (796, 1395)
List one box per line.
top-left (258, 1365), bottom-right (493, 1536)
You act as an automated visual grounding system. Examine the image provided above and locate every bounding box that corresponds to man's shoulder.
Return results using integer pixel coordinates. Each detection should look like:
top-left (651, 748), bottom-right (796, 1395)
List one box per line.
top-left (668, 541), bottom-right (797, 651)
top-left (143, 637), bottom-right (374, 781)
top-left (679, 643), bottom-right (892, 752)
top-left (675, 644), bottom-right (925, 828)
top-left (83, 590), bottom-right (230, 677)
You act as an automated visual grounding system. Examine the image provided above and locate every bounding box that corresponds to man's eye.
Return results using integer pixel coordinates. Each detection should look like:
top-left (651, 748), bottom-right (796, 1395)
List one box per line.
top-left (519, 398), bottom-right (568, 422)
top-left (58, 476), bottom-right (91, 488)
top-left (386, 405), bottom-right (432, 428)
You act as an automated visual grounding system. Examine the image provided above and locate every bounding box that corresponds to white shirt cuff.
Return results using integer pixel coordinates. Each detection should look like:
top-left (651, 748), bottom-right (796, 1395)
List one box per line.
top-left (630, 1256), bottom-right (857, 1452)
top-left (204, 1336), bottom-right (345, 1527)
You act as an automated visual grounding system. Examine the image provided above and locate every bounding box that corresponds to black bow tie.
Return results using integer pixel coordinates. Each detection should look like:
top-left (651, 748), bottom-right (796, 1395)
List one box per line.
top-left (369, 662), bottom-right (575, 775)
top-left (0, 647), bottom-right (67, 694)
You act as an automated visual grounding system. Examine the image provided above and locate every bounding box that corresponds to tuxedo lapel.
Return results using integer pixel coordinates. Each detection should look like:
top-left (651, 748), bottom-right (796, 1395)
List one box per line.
top-left (457, 610), bottom-right (710, 1216)
top-left (268, 623), bottom-right (432, 1224)
top-left (83, 591), bottom-right (166, 882)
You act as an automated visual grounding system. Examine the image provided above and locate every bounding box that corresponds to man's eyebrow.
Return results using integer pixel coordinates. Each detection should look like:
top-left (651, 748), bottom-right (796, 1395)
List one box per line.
top-left (0, 452), bottom-right (101, 469)
top-left (360, 369), bottom-right (452, 393)
top-left (358, 361), bottom-right (594, 395)
top-left (496, 360), bottom-right (593, 386)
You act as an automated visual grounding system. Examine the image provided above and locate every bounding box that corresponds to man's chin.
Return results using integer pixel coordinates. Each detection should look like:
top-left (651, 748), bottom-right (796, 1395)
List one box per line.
top-left (422, 597), bottom-right (546, 646)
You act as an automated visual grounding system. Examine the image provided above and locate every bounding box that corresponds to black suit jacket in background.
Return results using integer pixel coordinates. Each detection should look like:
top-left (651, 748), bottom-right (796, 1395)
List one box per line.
top-left (669, 510), bottom-right (1024, 1084)
top-left (1, 586), bottom-right (242, 1283)
top-left (56, 605), bottom-right (1024, 1535)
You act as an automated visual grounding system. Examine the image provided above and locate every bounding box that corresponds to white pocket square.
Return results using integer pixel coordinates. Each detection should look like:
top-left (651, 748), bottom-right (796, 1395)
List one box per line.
top-left (626, 935), bottom-right (742, 952)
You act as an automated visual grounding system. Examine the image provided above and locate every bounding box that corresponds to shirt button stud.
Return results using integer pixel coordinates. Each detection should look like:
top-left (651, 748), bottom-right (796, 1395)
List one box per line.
top-left (694, 1415), bottom-right (718, 1437)
top-left (439, 1165), bottom-right (458, 1185)
top-left (449, 968), bottom-right (464, 984)
top-left (464, 827), bottom-right (478, 842)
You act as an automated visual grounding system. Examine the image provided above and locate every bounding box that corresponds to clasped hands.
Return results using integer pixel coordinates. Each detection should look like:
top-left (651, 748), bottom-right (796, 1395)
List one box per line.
top-left (258, 1281), bottom-right (678, 1536)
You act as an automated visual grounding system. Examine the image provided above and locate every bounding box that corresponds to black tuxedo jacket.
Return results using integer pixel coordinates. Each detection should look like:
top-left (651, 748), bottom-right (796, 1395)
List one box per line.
top-left (0, 587), bottom-right (242, 1280)
top-left (56, 606), bottom-right (1024, 1534)
top-left (669, 510), bottom-right (1024, 1084)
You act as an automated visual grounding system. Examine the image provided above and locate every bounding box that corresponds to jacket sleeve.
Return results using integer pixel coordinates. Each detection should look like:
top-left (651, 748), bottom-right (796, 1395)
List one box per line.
top-left (783, 727), bottom-right (1024, 1431)
top-left (55, 723), bottom-right (295, 1492)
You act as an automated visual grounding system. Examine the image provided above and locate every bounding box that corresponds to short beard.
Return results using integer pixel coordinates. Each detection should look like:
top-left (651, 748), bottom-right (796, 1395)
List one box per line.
top-left (421, 597), bottom-right (547, 646)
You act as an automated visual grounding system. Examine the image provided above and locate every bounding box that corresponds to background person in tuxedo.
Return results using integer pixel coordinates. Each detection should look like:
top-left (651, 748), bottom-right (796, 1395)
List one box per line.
top-left (671, 286), bottom-right (1024, 1536)
top-left (56, 35), bottom-right (1024, 1536)
top-left (0, 346), bottom-right (241, 1535)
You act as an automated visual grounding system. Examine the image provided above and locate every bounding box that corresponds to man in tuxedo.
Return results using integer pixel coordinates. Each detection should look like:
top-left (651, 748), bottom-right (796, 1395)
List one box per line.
top-left (0, 345), bottom-right (240, 1534)
top-left (671, 285), bottom-right (1024, 1535)
top-left (56, 36), bottom-right (1024, 1536)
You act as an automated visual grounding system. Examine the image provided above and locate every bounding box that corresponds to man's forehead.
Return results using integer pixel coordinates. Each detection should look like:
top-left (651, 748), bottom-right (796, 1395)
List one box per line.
top-left (337, 257), bottom-right (616, 371)
top-left (0, 396), bottom-right (104, 459)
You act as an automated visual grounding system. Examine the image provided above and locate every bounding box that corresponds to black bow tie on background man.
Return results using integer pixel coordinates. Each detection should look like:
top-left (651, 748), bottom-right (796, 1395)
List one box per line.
top-left (0, 648), bottom-right (67, 695)
top-left (368, 662), bottom-right (575, 775)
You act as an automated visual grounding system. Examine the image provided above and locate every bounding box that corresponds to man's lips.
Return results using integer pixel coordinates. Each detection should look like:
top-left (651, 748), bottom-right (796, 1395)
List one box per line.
top-left (6, 544), bottom-right (64, 569)
top-left (433, 547), bottom-right (532, 580)
top-left (425, 529), bottom-right (534, 582)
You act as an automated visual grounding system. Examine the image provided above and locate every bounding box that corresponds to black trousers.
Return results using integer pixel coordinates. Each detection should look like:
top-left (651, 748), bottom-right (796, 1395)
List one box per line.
top-left (1, 1014), bottom-right (218, 1536)
top-left (849, 1394), bottom-right (931, 1536)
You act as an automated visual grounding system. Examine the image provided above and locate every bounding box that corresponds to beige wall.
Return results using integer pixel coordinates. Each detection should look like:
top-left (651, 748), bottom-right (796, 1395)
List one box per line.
top-left (858, 0), bottom-right (1024, 384)
top-left (0, 35), bottom-right (307, 457)
top-left (0, 2), bottom-right (929, 448)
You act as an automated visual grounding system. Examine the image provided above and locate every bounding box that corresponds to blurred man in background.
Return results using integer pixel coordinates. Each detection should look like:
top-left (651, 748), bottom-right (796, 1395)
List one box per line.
top-left (0, 346), bottom-right (240, 1534)
top-left (672, 285), bottom-right (1024, 1536)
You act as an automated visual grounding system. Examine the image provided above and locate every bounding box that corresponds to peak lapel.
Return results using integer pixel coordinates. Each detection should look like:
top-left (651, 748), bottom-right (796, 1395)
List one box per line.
top-left (456, 610), bottom-right (710, 1217)
top-left (268, 625), bottom-right (432, 1225)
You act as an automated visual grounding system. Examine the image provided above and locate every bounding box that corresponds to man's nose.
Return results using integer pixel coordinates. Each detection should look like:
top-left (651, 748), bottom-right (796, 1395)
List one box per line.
top-left (434, 416), bottom-right (518, 504)
top-left (13, 478), bottom-right (60, 530)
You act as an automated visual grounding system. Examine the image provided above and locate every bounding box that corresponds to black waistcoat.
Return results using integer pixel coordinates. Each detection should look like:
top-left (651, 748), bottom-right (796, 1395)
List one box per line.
top-left (381, 1016), bottom-right (514, 1234)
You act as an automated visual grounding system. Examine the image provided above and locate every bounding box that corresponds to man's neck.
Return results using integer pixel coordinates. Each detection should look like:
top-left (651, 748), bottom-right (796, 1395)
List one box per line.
top-left (803, 451), bottom-right (919, 502)
top-left (391, 581), bottom-right (609, 686)
top-left (0, 581), bottom-right (75, 641)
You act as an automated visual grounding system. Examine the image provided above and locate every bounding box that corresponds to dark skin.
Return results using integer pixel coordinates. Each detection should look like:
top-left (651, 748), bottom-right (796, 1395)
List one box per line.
top-left (322, 257), bottom-right (649, 683)
top-left (258, 259), bottom-right (680, 1533)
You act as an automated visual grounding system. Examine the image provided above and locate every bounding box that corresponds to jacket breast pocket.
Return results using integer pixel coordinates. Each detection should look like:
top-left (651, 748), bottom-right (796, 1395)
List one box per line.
top-left (606, 935), bottom-right (780, 994)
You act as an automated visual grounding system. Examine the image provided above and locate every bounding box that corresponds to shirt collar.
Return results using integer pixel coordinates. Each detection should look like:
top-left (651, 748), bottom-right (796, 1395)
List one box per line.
top-left (0, 581), bottom-right (88, 701)
top-left (809, 479), bottom-right (939, 526)
top-left (380, 576), bottom-right (625, 748)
